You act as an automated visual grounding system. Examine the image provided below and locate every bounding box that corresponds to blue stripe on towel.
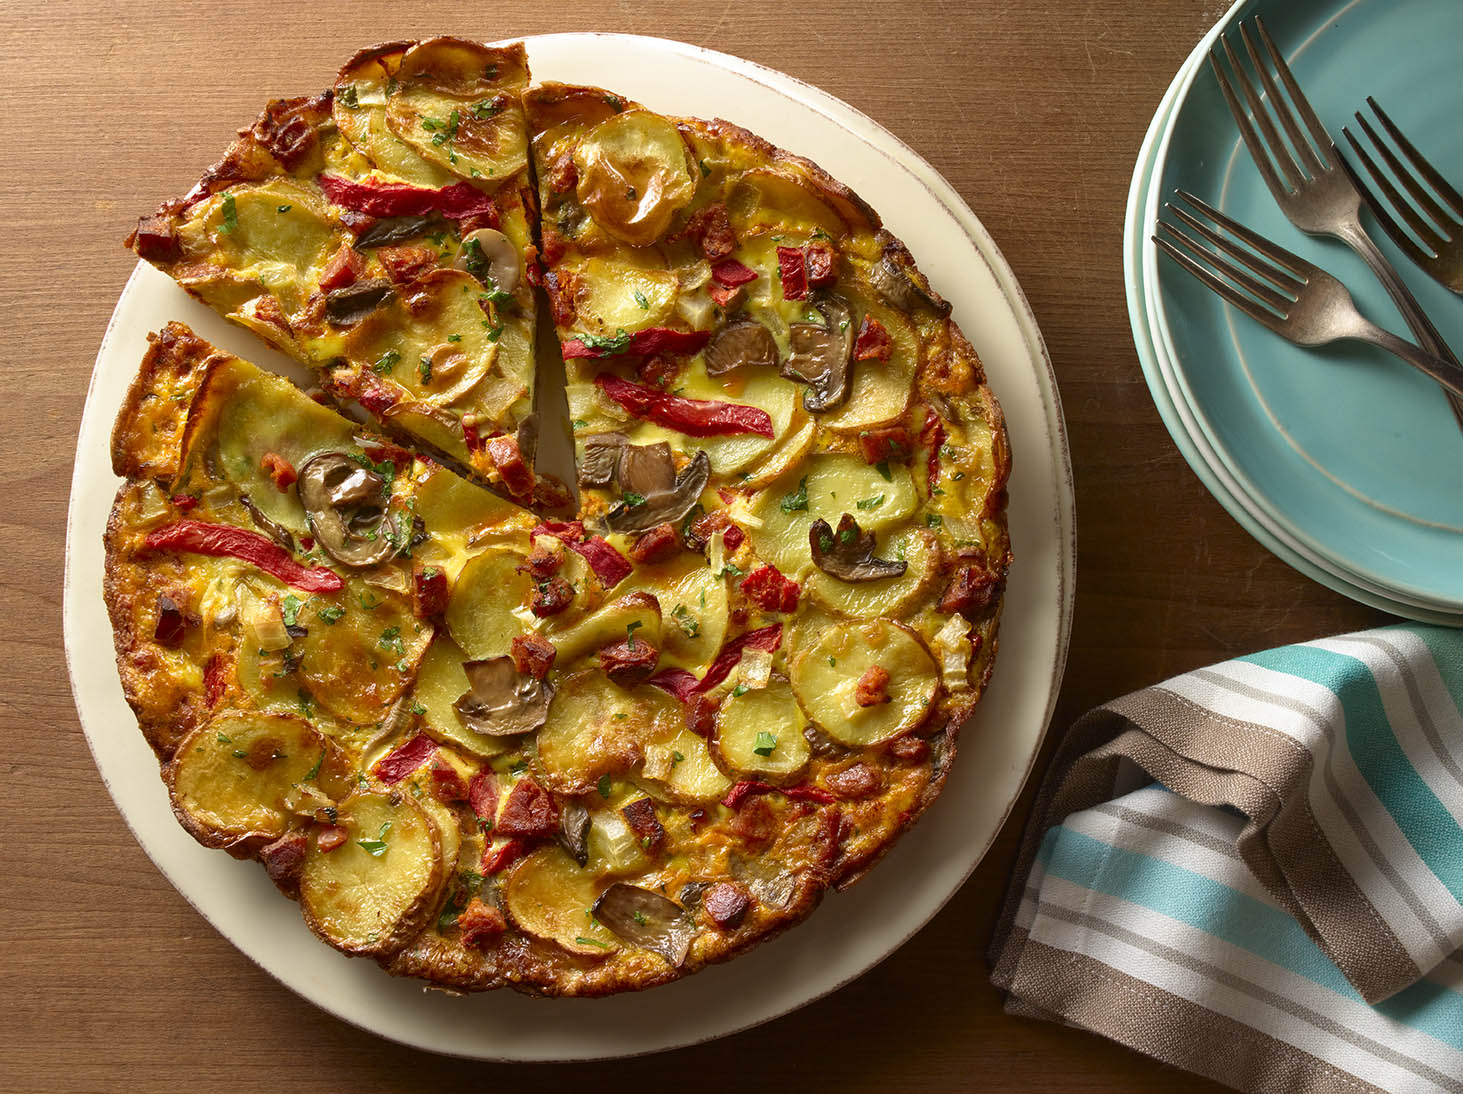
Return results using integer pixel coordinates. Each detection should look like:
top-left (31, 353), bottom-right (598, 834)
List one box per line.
top-left (1035, 824), bottom-right (1463, 1050)
top-left (1239, 644), bottom-right (1463, 898)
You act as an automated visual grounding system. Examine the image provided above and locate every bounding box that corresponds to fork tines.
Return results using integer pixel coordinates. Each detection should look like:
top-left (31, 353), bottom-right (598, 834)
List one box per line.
top-left (1209, 16), bottom-right (1338, 196)
top-left (1154, 191), bottom-right (1308, 330)
top-left (1342, 97), bottom-right (1463, 291)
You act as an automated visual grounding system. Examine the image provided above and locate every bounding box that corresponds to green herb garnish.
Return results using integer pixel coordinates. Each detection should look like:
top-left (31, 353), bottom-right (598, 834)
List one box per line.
top-left (219, 193), bottom-right (237, 233)
top-left (597, 774), bottom-right (612, 799)
top-left (372, 349), bottom-right (400, 375)
top-left (780, 476), bottom-right (809, 513)
top-left (357, 820), bottom-right (392, 857)
top-left (753, 731), bottom-right (777, 756)
top-left (856, 494), bottom-right (885, 510)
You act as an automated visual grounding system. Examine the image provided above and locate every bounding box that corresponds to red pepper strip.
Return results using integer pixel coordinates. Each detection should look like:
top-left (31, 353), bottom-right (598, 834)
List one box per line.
top-left (481, 838), bottom-right (526, 875)
top-left (921, 407), bottom-right (946, 491)
top-left (595, 374), bottom-right (774, 439)
top-left (145, 521), bottom-right (343, 593)
top-left (203, 652), bottom-right (229, 707)
top-left (318, 174), bottom-right (499, 227)
top-left (468, 770), bottom-right (498, 822)
top-left (777, 246), bottom-right (808, 300)
top-left (560, 327), bottom-right (713, 360)
top-left (570, 535), bottom-right (632, 588)
top-left (649, 624), bottom-right (784, 701)
top-left (532, 520), bottom-right (586, 544)
top-left (711, 259), bottom-right (759, 288)
top-left (171, 494), bottom-right (198, 511)
top-left (722, 779), bottom-right (836, 809)
top-left (374, 733), bottom-right (436, 784)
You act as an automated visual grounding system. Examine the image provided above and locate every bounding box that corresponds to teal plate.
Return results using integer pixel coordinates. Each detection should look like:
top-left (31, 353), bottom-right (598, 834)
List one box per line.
top-left (1144, 0), bottom-right (1463, 611)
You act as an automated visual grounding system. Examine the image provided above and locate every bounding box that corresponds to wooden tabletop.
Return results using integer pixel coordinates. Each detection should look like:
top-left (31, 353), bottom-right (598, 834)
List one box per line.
top-left (2, 1), bottom-right (1391, 1090)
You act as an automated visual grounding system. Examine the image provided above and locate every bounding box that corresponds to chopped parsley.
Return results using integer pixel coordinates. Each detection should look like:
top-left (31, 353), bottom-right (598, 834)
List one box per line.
top-left (216, 732), bottom-right (233, 745)
top-left (731, 684), bottom-right (749, 697)
top-left (671, 604), bottom-right (700, 638)
top-left (280, 594), bottom-right (304, 628)
top-left (410, 701), bottom-right (428, 716)
top-left (276, 203), bottom-right (292, 214)
top-left (597, 774), bottom-right (613, 799)
top-left (446, 332), bottom-right (462, 343)
top-left (575, 936), bottom-right (613, 949)
top-left (472, 97), bottom-right (502, 119)
top-left (572, 418), bottom-right (588, 430)
top-left (379, 626), bottom-right (406, 657)
top-left (925, 513), bottom-right (943, 528)
top-left (699, 159), bottom-right (711, 178)
top-left (828, 656), bottom-right (837, 668)
top-left (672, 751), bottom-right (685, 764)
top-left (780, 476), bottom-right (809, 513)
top-left (219, 193), bottom-right (237, 234)
top-left (461, 237), bottom-right (489, 283)
top-left (625, 620), bottom-right (644, 650)
top-left (632, 288), bottom-right (650, 310)
top-left (632, 910), bottom-right (647, 926)
top-left (621, 491), bottom-right (647, 509)
top-left (753, 731), bottom-right (777, 756)
top-left (578, 328), bottom-right (632, 355)
top-left (304, 749), bottom-right (326, 782)
top-left (317, 603), bottom-right (346, 625)
top-left (337, 84), bottom-right (359, 109)
top-left (603, 93), bottom-right (623, 109)
top-left (874, 460), bottom-right (892, 482)
top-left (856, 494), bottom-right (885, 510)
top-left (418, 355), bottom-right (433, 384)
top-left (422, 109), bottom-right (461, 146)
top-left (357, 820), bottom-right (392, 857)
top-left (296, 689), bottom-right (314, 718)
top-left (718, 561), bottom-right (745, 579)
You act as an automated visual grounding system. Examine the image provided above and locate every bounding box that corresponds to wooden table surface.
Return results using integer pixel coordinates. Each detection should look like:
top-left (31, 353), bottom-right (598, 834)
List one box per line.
top-left (2, 1), bottom-right (1391, 1090)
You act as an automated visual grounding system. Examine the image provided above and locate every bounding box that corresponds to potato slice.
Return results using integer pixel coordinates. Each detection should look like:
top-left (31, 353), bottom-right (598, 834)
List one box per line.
top-left (384, 40), bottom-right (529, 181)
top-left (738, 410), bottom-right (815, 490)
top-left (712, 680), bottom-right (810, 783)
top-left (790, 620), bottom-right (940, 746)
top-left (805, 527), bottom-right (940, 618)
top-left (300, 790), bottom-right (445, 957)
top-left (412, 465), bottom-right (527, 572)
top-left (640, 556), bottom-right (728, 674)
top-left (727, 168), bottom-right (848, 241)
top-left (295, 590), bottom-right (429, 725)
top-left (411, 632), bottom-right (514, 759)
top-left (335, 45), bottom-right (457, 187)
top-left (545, 592), bottom-right (661, 667)
top-left (199, 181), bottom-right (340, 312)
top-left (818, 293), bottom-right (919, 433)
top-left (746, 454), bottom-right (917, 577)
top-left (535, 668), bottom-right (682, 793)
top-left (573, 254), bottom-right (679, 335)
top-left (573, 110), bottom-right (696, 246)
top-left (640, 726), bottom-right (731, 805)
top-left (444, 547), bottom-right (531, 660)
top-left (168, 712), bottom-right (343, 850)
top-left (504, 846), bottom-right (619, 956)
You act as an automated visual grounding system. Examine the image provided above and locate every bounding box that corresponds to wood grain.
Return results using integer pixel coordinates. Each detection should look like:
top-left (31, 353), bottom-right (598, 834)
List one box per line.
top-left (0, 1), bottom-right (1388, 1090)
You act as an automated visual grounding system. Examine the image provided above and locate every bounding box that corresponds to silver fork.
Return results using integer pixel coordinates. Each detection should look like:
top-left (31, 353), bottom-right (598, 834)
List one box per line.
top-left (1342, 97), bottom-right (1463, 294)
top-left (1209, 17), bottom-right (1463, 420)
top-left (1154, 191), bottom-right (1463, 399)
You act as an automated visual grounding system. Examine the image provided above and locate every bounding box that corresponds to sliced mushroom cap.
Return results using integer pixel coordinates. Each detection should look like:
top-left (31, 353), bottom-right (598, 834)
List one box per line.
top-left (453, 656), bottom-right (554, 737)
top-left (809, 513), bottom-right (908, 582)
top-left (324, 278), bottom-right (395, 325)
top-left (558, 800), bottom-right (591, 867)
top-left (870, 250), bottom-right (951, 317)
top-left (297, 452), bottom-right (399, 568)
top-left (578, 432), bottom-right (625, 487)
top-left (355, 214), bottom-right (435, 249)
top-left (591, 883), bottom-right (695, 967)
top-left (455, 228), bottom-right (521, 295)
top-left (606, 450), bottom-right (710, 534)
top-left (704, 316), bottom-right (778, 376)
top-left (780, 294), bottom-right (855, 412)
top-left (240, 493), bottom-right (296, 552)
top-left (617, 442), bottom-right (677, 496)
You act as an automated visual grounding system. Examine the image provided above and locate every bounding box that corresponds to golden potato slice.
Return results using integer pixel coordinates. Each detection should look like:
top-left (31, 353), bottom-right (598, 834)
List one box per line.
top-left (444, 547), bottom-right (531, 660)
top-left (545, 592), bottom-right (661, 667)
top-left (168, 712), bottom-right (342, 850)
top-left (504, 845), bottom-right (619, 956)
top-left (573, 110), bottom-right (696, 246)
top-left (198, 181), bottom-right (340, 313)
top-left (746, 454), bottom-right (917, 577)
top-left (640, 726), bottom-right (731, 805)
top-left (335, 44), bottom-right (457, 187)
top-left (573, 254), bottom-right (680, 335)
top-left (726, 168), bottom-right (848, 241)
top-left (790, 620), bottom-right (940, 746)
top-left (535, 668), bottom-right (682, 793)
top-left (712, 680), bottom-right (810, 783)
top-left (411, 632), bottom-right (514, 759)
top-left (805, 527), bottom-right (940, 618)
top-left (638, 555), bottom-right (728, 674)
top-left (300, 790), bottom-right (444, 957)
top-left (295, 590), bottom-right (429, 725)
top-left (738, 411), bottom-right (816, 490)
top-left (818, 293), bottom-right (919, 433)
top-left (385, 39), bottom-right (529, 181)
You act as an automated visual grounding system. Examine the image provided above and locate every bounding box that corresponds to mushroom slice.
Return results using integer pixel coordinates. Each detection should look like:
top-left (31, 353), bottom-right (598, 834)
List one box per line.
top-left (240, 493), bottom-right (296, 552)
top-left (558, 799), bottom-right (591, 867)
top-left (454, 228), bottom-right (521, 295)
top-left (606, 450), bottom-right (710, 534)
top-left (780, 294), bottom-right (855, 412)
top-left (592, 883), bottom-right (695, 967)
top-left (297, 452), bottom-right (399, 568)
top-left (704, 316), bottom-right (778, 376)
top-left (324, 278), bottom-right (396, 325)
top-left (578, 432), bottom-right (625, 487)
top-left (870, 249), bottom-right (951, 317)
top-left (617, 441), bottom-right (676, 496)
top-left (355, 214), bottom-right (436, 249)
top-left (809, 514), bottom-right (908, 583)
top-left (453, 655), bottom-right (554, 737)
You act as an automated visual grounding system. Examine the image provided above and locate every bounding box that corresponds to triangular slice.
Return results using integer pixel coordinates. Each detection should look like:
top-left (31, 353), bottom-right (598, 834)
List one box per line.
top-left (125, 38), bottom-right (545, 501)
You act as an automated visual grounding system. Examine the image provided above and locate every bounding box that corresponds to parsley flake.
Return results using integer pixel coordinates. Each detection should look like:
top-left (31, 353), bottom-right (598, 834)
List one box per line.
top-left (357, 820), bottom-right (393, 857)
top-left (780, 476), bottom-right (809, 513)
top-left (856, 494), bottom-right (885, 510)
top-left (753, 731), bottom-right (777, 756)
top-left (219, 193), bottom-right (237, 234)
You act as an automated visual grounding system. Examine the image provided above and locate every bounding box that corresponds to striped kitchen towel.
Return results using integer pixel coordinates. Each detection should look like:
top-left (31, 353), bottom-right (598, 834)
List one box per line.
top-left (989, 624), bottom-right (1463, 1093)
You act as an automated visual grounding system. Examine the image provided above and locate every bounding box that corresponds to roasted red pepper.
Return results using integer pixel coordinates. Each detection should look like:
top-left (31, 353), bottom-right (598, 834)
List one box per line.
top-left (595, 374), bottom-right (773, 438)
top-left (721, 779), bottom-right (836, 809)
top-left (468, 770), bottom-right (499, 823)
top-left (374, 734), bottom-right (436, 784)
top-left (319, 173), bottom-right (499, 226)
top-left (145, 521), bottom-right (343, 593)
top-left (740, 564), bottom-right (800, 613)
top-left (560, 327), bottom-right (713, 360)
top-left (571, 535), bottom-right (632, 588)
top-left (921, 407), bottom-right (946, 491)
top-left (777, 246), bottom-right (809, 300)
top-left (710, 259), bottom-right (758, 288)
top-left (648, 623), bottom-right (783, 701)
top-left (854, 315), bottom-right (893, 361)
top-left (532, 520), bottom-right (585, 544)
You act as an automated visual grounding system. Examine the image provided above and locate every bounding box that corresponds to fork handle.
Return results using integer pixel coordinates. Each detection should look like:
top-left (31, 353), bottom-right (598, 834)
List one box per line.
top-left (1334, 217), bottom-right (1460, 366)
top-left (1353, 322), bottom-right (1463, 400)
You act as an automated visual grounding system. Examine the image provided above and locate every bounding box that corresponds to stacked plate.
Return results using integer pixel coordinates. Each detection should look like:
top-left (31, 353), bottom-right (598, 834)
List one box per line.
top-left (1125, 0), bottom-right (1463, 624)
